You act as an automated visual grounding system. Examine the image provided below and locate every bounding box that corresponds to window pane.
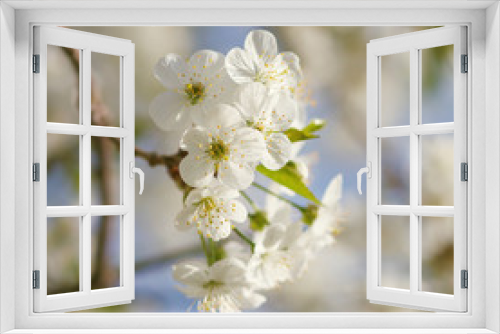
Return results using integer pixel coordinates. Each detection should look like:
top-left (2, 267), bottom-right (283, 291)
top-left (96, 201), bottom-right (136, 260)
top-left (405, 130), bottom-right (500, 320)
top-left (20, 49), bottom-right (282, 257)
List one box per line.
top-left (47, 134), bottom-right (80, 206)
top-left (381, 137), bottom-right (410, 205)
top-left (91, 137), bottom-right (121, 205)
top-left (380, 52), bottom-right (410, 127)
top-left (47, 217), bottom-right (80, 295)
top-left (421, 134), bottom-right (454, 206)
top-left (47, 45), bottom-right (80, 124)
top-left (421, 45), bottom-right (454, 124)
top-left (91, 216), bottom-right (121, 290)
top-left (421, 217), bottom-right (454, 294)
top-left (91, 52), bottom-right (121, 127)
top-left (381, 215), bottom-right (410, 290)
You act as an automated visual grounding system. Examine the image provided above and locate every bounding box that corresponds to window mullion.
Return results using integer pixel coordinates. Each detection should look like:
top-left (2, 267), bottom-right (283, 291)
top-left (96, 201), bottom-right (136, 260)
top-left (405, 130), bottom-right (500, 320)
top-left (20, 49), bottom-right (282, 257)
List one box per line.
top-left (409, 47), bottom-right (420, 294)
top-left (81, 48), bottom-right (92, 294)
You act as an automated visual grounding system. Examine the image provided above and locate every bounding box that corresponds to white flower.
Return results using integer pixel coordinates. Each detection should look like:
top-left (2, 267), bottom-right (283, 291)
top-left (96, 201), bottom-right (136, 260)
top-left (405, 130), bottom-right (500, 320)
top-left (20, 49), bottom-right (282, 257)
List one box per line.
top-left (247, 222), bottom-right (304, 290)
top-left (226, 30), bottom-right (302, 95)
top-left (308, 174), bottom-right (345, 252)
top-left (175, 185), bottom-right (247, 241)
top-left (228, 82), bottom-right (297, 170)
top-left (173, 258), bottom-right (266, 312)
top-left (179, 105), bottom-right (266, 190)
top-left (150, 50), bottom-right (235, 133)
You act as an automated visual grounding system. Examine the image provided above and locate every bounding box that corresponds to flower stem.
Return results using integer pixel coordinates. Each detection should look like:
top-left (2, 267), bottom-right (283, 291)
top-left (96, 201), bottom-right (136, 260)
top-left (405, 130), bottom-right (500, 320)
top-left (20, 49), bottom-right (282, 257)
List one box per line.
top-left (252, 182), bottom-right (306, 212)
top-left (233, 227), bottom-right (255, 252)
top-left (199, 234), bottom-right (213, 266)
top-left (240, 191), bottom-right (259, 212)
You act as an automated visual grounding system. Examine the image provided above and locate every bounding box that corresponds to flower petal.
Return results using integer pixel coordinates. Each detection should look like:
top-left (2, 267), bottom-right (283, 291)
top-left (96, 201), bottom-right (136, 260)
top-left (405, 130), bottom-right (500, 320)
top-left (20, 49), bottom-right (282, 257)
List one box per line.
top-left (180, 126), bottom-right (210, 152)
top-left (231, 128), bottom-right (266, 163)
top-left (235, 82), bottom-right (275, 122)
top-left (272, 93), bottom-right (297, 131)
top-left (218, 160), bottom-right (255, 190)
top-left (254, 223), bottom-right (286, 252)
top-left (238, 288), bottom-right (267, 309)
top-left (281, 51), bottom-right (303, 81)
top-left (203, 104), bottom-right (244, 131)
top-left (188, 50), bottom-right (225, 78)
top-left (322, 174), bottom-right (343, 207)
top-left (179, 154), bottom-right (215, 188)
top-left (149, 91), bottom-right (190, 131)
top-left (153, 53), bottom-right (187, 89)
top-left (262, 132), bottom-right (292, 170)
top-left (245, 30), bottom-right (278, 59)
top-left (222, 199), bottom-right (247, 223)
top-left (175, 205), bottom-right (197, 231)
top-left (172, 259), bottom-right (208, 286)
top-left (225, 47), bottom-right (259, 84)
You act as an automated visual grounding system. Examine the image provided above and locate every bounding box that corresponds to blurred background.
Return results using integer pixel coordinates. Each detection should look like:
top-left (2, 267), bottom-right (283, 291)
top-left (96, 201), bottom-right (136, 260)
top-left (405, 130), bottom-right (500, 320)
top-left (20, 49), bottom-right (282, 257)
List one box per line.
top-left (46, 26), bottom-right (455, 312)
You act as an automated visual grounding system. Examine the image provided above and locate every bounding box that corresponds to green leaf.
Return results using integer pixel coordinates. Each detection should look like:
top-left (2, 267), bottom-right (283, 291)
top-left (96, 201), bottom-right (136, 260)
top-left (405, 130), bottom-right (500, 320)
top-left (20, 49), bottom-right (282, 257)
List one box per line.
top-left (284, 128), bottom-right (319, 142)
top-left (256, 162), bottom-right (321, 205)
top-left (249, 211), bottom-right (269, 231)
top-left (303, 118), bottom-right (326, 134)
top-left (284, 118), bottom-right (326, 143)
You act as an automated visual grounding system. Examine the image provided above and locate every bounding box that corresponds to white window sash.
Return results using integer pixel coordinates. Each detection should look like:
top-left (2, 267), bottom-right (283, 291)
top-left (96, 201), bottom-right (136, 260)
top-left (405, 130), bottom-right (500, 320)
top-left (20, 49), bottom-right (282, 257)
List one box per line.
top-left (33, 26), bottom-right (136, 313)
top-left (366, 26), bottom-right (468, 312)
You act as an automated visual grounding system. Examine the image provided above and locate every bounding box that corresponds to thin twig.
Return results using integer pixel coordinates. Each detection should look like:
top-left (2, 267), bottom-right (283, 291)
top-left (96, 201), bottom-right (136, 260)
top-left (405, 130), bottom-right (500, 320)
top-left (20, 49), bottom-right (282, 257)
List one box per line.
top-left (233, 227), bottom-right (255, 252)
top-left (252, 182), bottom-right (305, 212)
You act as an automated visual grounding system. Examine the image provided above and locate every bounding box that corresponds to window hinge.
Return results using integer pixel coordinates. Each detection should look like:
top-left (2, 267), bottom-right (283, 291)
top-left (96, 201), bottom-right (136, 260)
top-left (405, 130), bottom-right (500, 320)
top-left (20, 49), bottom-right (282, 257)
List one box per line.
top-left (33, 270), bottom-right (40, 289)
top-left (33, 54), bottom-right (40, 73)
top-left (33, 163), bottom-right (40, 182)
top-left (461, 162), bottom-right (468, 181)
top-left (461, 54), bottom-right (468, 73)
top-left (461, 270), bottom-right (468, 289)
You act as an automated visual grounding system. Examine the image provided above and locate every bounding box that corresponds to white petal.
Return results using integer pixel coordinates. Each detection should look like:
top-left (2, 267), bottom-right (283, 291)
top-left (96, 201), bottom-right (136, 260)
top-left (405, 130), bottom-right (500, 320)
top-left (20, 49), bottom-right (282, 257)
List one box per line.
top-left (272, 93), bottom-right (297, 131)
top-left (188, 50), bottom-right (225, 77)
top-left (179, 154), bottom-right (215, 188)
top-left (322, 174), bottom-right (343, 207)
top-left (172, 259), bottom-right (208, 286)
top-left (184, 187), bottom-right (205, 206)
top-left (254, 224), bottom-right (286, 252)
top-left (235, 82), bottom-right (272, 121)
top-left (149, 91), bottom-right (190, 131)
top-left (221, 199), bottom-right (247, 223)
top-left (262, 132), bottom-right (292, 170)
top-left (281, 51), bottom-right (303, 81)
top-left (218, 160), bottom-right (255, 190)
top-left (209, 258), bottom-right (246, 283)
top-left (237, 288), bottom-right (266, 309)
top-left (231, 128), bottom-right (266, 163)
top-left (180, 127), bottom-right (210, 152)
top-left (174, 205), bottom-right (197, 231)
top-left (245, 30), bottom-right (278, 59)
top-left (225, 47), bottom-right (259, 84)
top-left (153, 54), bottom-right (187, 89)
top-left (210, 185), bottom-right (239, 199)
top-left (204, 104), bottom-right (244, 131)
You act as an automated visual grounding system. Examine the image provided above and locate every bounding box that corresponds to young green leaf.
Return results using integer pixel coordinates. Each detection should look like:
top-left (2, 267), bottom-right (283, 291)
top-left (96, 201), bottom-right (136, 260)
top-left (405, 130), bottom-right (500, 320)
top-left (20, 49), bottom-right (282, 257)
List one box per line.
top-left (256, 162), bottom-right (321, 205)
top-left (284, 118), bottom-right (326, 143)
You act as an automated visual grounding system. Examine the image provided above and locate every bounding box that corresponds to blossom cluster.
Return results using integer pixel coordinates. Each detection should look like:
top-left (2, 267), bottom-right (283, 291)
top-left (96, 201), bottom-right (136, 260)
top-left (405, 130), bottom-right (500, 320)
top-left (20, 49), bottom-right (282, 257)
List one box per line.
top-left (150, 30), bottom-right (344, 312)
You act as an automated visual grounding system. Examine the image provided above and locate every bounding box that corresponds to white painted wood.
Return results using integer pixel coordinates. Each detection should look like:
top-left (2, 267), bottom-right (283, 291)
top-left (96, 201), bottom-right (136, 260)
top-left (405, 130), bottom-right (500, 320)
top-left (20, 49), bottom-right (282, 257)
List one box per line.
top-left (6, 5), bottom-right (490, 332)
top-left (33, 26), bottom-right (135, 313)
top-left (366, 26), bottom-right (468, 312)
top-left (0, 2), bottom-right (17, 333)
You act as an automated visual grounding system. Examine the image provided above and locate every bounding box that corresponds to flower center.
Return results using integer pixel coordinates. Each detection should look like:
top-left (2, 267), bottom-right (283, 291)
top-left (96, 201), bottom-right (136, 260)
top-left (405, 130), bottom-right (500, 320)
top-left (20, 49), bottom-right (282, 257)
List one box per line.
top-left (199, 197), bottom-right (217, 212)
top-left (202, 280), bottom-right (224, 290)
top-left (207, 139), bottom-right (229, 161)
top-left (185, 82), bottom-right (206, 105)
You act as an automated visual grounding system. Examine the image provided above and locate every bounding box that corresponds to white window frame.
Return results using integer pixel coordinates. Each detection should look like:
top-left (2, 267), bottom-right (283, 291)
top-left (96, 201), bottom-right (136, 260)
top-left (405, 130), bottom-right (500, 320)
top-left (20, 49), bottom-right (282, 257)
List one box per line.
top-left (0, 1), bottom-right (499, 333)
top-left (366, 26), bottom-right (467, 312)
top-left (33, 26), bottom-right (136, 313)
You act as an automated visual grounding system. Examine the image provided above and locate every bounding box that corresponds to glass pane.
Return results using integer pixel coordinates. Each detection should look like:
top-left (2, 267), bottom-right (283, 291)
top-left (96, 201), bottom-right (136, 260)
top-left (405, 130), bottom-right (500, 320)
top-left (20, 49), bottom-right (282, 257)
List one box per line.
top-left (421, 134), bottom-right (454, 206)
top-left (421, 45), bottom-right (454, 124)
top-left (421, 217), bottom-right (454, 294)
top-left (91, 216), bottom-right (121, 290)
top-left (47, 45), bottom-right (80, 124)
top-left (381, 215), bottom-right (410, 290)
top-left (91, 137), bottom-right (121, 206)
top-left (91, 52), bottom-right (121, 127)
top-left (47, 134), bottom-right (80, 206)
top-left (381, 137), bottom-right (410, 205)
top-left (380, 52), bottom-right (410, 127)
top-left (47, 217), bottom-right (80, 295)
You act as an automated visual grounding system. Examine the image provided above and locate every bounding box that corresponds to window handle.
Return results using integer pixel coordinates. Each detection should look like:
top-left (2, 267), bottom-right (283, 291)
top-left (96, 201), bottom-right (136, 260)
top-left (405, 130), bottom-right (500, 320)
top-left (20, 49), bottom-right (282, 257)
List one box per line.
top-left (357, 162), bottom-right (372, 195)
top-left (129, 161), bottom-right (144, 195)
